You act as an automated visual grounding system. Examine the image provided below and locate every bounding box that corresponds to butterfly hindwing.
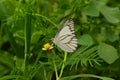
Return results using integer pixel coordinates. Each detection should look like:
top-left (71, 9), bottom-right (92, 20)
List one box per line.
top-left (53, 19), bottom-right (77, 52)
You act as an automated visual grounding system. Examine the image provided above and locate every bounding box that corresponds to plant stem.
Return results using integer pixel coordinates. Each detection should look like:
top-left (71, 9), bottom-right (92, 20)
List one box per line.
top-left (57, 51), bottom-right (67, 80)
top-left (24, 12), bottom-right (31, 79)
top-left (32, 13), bottom-right (57, 27)
top-left (52, 50), bottom-right (59, 79)
top-left (53, 57), bottom-right (59, 79)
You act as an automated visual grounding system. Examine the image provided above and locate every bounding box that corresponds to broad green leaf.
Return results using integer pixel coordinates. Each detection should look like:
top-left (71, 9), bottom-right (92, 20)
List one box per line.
top-left (82, 0), bottom-right (107, 16)
top-left (101, 6), bottom-right (120, 23)
top-left (78, 34), bottom-right (94, 46)
top-left (98, 43), bottom-right (119, 64)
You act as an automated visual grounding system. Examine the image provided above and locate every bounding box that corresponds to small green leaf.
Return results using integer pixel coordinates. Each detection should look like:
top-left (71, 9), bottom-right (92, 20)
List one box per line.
top-left (98, 43), bottom-right (119, 64)
top-left (78, 34), bottom-right (94, 46)
top-left (101, 6), bottom-right (120, 23)
top-left (31, 31), bottom-right (42, 44)
top-left (106, 32), bottom-right (119, 42)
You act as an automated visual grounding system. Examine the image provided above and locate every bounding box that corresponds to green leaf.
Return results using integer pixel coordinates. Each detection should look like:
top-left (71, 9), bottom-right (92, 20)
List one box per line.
top-left (98, 43), bottom-right (119, 64)
top-left (78, 34), bottom-right (94, 46)
top-left (101, 6), bottom-right (120, 23)
top-left (61, 74), bottom-right (114, 80)
top-left (106, 32), bottom-right (119, 42)
top-left (31, 31), bottom-right (42, 44)
top-left (24, 12), bottom-right (32, 76)
top-left (68, 45), bottom-right (101, 68)
top-left (0, 51), bottom-right (14, 76)
top-left (0, 75), bottom-right (21, 80)
top-left (82, 0), bottom-right (107, 16)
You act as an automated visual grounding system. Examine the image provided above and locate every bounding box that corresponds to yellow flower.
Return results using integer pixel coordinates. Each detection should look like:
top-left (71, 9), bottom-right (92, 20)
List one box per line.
top-left (42, 43), bottom-right (53, 51)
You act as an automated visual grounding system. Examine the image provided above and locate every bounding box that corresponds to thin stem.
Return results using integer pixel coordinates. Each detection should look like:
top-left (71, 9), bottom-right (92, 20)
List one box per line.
top-left (53, 57), bottom-right (59, 79)
top-left (32, 13), bottom-right (57, 27)
top-left (57, 51), bottom-right (67, 80)
top-left (43, 67), bottom-right (47, 80)
top-left (52, 50), bottom-right (59, 79)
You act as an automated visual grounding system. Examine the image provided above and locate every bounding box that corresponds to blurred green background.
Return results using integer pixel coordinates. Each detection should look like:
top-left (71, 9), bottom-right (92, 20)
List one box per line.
top-left (0, 0), bottom-right (120, 80)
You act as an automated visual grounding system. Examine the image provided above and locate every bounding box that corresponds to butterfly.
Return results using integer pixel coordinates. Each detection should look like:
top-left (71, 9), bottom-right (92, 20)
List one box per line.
top-left (52, 19), bottom-right (78, 52)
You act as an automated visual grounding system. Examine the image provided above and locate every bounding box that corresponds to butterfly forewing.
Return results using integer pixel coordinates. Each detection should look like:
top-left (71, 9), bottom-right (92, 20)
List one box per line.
top-left (55, 19), bottom-right (74, 36)
top-left (53, 19), bottom-right (77, 52)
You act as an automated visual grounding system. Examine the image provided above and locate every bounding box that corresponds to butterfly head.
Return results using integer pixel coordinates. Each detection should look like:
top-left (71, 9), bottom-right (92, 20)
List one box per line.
top-left (51, 36), bottom-right (59, 43)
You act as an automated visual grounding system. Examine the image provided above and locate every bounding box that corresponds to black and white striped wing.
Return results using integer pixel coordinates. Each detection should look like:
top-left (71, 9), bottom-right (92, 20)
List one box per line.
top-left (52, 19), bottom-right (77, 52)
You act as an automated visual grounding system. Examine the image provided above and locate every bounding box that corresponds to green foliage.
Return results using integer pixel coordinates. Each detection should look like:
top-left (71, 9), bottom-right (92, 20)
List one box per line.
top-left (98, 43), bottom-right (118, 64)
top-left (78, 34), bottom-right (94, 46)
top-left (61, 74), bottom-right (114, 80)
top-left (0, 0), bottom-right (120, 80)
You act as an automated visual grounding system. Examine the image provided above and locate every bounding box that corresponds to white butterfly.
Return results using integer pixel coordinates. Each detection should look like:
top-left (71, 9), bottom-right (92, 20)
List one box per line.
top-left (52, 19), bottom-right (78, 52)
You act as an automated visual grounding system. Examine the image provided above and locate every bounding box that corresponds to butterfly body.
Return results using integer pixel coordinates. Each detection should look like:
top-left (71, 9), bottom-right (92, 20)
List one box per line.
top-left (52, 19), bottom-right (77, 52)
